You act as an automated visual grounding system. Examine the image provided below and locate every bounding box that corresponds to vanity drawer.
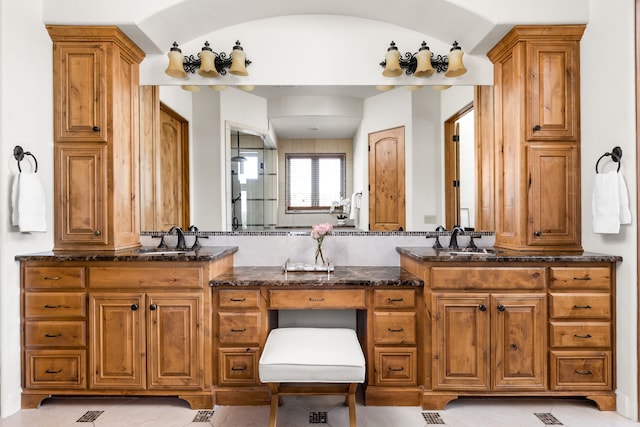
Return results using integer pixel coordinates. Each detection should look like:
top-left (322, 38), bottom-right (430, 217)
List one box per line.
top-left (24, 321), bottom-right (86, 347)
top-left (268, 289), bottom-right (366, 309)
top-left (550, 322), bottom-right (611, 348)
top-left (374, 289), bottom-right (415, 309)
top-left (431, 267), bottom-right (545, 290)
top-left (549, 293), bottom-right (610, 319)
top-left (373, 312), bottom-right (416, 345)
top-left (25, 293), bottom-right (86, 318)
top-left (550, 267), bottom-right (611, 290)
top-left (218, 348), bottom-right (259, 385)
top-left (218, 313), bottom-right (261, 345)
top-left (373, 347), bottom-right (417, 385)
top-left (25, 349), bottom-right (86, 388)
top-left (218, 289), bottom-right (261, 309)
top-left (25, 266), bottom-right (85, 289)
top-left (89, 266), bottom-right (203, 288)
top-left (550, 351), bottom-right (611, 390)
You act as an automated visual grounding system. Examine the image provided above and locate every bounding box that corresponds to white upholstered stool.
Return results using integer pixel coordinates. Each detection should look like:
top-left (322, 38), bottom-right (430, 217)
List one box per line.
top-left (259, 327), bottom-right (365, 427)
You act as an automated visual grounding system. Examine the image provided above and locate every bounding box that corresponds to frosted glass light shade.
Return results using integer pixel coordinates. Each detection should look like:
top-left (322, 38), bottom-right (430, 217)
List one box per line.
top-left (198, 43), bottom-right (219, 78)
top-left (209, 85), bottom-right (228, 91)
top-left (237, 85), bottom-right (254, 92)
top-left (181, 85), bottom-right (200, 92)
top-left (445, 42), bottom-right (467, 78)
top-left (383, 44), bottom-right (402, 77)
top-left (414, 45), bottom-right (434, 78)
top-left (229, 41), bottom-right (248, 76)
top-left (375, 85), bottom-right (395, 91)
top-left (432, 85), bottom-right (451, 91)
top-left (404, 85), bottom-right (423, 91)
top-left (165, 43), bottom-right (186, 78)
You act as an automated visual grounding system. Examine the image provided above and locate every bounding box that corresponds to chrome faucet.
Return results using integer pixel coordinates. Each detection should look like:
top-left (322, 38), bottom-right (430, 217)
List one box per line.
top-left (449, 226), bottom-right (465, 250)
top-left (168, 226), bottom-right (187, 250)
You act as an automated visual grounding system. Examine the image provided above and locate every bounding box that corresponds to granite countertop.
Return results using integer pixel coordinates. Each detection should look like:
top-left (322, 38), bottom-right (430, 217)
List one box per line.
top-left (396, 246), bottom-right (623, 263)
top-left (14, 246), bottom-right (238, 262)
top-left (209, 266), bottom-right (423, 287)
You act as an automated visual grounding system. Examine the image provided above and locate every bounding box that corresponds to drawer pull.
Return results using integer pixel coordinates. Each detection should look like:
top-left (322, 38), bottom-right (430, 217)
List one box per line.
top-left (44, 305), bottom-right (63, 309)
top-left (574, 334), bottom-right (592, 339)
top-left (45, 369), bottom-right (63, 374)
top-left (573, 305), bottom-right (592, 309)
top-left (309, 297), bottom-right (325, 302)
top-left (497, 305), bottom-right (506, 312)
top-left (230, 298), bottom-right (246, 302)
top-left (231, 365), bottom-right (247, 371)
top-left (388, 327), bottom-right (404, 333)
top-left (388, 367), bottom-right (405, 372)
top-left (230, 328), bottom-right (246, 333)
top-left (43, 276), bottom-right (62, 281)
top-left (387, 297), bottom-right (404, 303)
top-left (44, 333), bottom-right (62, 338)
top-left (575, 370), bottom-right (593, 375)
top-left (573, 277), bottom-right (592, 281)
top-left (478, 304), bottom-right (487, 312)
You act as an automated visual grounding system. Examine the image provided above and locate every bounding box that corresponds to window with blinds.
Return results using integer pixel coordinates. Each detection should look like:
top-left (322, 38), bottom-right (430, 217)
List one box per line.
top-left (286, 153), bottom-right (346, 212)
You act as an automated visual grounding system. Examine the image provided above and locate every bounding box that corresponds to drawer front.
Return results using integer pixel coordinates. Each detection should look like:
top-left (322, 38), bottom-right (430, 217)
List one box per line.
top-left (550, 267), bottom-right (611, 290)
top-left (218, 289), bottom-right (261, 309)
top-left (373, 347), bottom-right (417, 385)
top-left (25, 321), bottom-right (86, 347)
top-left (25, 293), bottom-right (86, 318)
top-left (431, 267), bottom-right (545, 290)
top-left (218, 313), bottom-right (261, 345)
top-left (218, 348), bottom-right (259, 385)
top-left (550, 351), bottom-right (611, 390)
top-left (373, 289), bottom-right (415, 309)
top-left (25, 349), bottom-right (86, 388)
top-left (269, 289), bottom-right (366, 309)
top-left (89, 266), bottom-right (203, 288)
top-left (373, 312), bottom-right (416, 345)
top-left (25, 266), bottom-right (85, 289)
top-left (549, 293), bottom-right (610, 319)
top-left (550, 322), bottom-right (611, 348)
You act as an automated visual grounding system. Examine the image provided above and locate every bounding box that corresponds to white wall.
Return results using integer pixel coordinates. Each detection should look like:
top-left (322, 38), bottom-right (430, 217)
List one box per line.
top-left (0, 0), bottom-right (54, 417)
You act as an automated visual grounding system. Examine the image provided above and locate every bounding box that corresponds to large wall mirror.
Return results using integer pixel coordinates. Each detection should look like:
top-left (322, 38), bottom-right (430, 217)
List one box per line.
top-left (140, 84), bottom-right (488, 232)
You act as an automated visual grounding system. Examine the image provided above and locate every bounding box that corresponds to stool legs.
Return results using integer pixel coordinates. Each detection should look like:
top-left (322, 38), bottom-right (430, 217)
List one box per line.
top-left (268, 383), bottom-right (279, 427)
top-left (347, 383), bottom-right (357, 427)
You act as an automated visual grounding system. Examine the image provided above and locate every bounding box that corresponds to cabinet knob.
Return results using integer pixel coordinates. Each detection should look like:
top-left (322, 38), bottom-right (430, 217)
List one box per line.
top-left (533, 125), bottom-right (541, 131)
top-left (498, 305), bottom-right (506, 312)
top-left (478, 304), bottom-right (487, 312)
top-left (93, 230), bottom-right (101, 236)
top-left (92, 126), bottom-right (100, 132)
top-left (534, 230), bottom-right (542, 237)
top-left (149, 303), bottom-right (157, 311)
top-left (130, 304), bottom-right (138, 311)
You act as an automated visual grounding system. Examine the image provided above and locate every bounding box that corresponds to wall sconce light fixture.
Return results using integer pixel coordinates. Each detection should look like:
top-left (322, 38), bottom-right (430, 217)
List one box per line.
top-left (380, 41), bottom-right (466, 78)
top-left (165, 40), bottom-right (251, 79)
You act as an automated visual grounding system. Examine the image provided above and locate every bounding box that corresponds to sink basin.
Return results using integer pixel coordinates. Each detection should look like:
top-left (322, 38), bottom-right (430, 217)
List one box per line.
top-left (439, 248), bottom-right (497, 257)
top-left (136, 248), bottom-right (192, 256)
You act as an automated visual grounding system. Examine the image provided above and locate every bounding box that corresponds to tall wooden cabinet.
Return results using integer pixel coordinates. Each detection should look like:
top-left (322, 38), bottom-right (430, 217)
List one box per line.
top-left (48, 26), bottom-right (145, 251)
top-left (488, 25), bottom-right (585, 251)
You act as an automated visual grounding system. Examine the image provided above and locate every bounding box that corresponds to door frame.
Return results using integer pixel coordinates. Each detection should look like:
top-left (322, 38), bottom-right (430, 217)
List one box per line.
top-left (444, 102), bottom-right (473, 229)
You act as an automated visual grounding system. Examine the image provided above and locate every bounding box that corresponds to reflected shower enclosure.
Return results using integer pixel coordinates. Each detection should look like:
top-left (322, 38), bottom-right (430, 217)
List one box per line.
top-left (230, 131), bottom-right (277, 230)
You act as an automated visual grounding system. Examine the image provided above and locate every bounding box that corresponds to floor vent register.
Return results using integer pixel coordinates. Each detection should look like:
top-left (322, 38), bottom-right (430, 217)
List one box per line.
top-left (422, 411), bottom-right (445, 424)
top-left (76, 411), bottom-right (104, 423)
top-left (309, 411), bottom-right (328, 423)
top-left (535, 412), bottom-right (563, 425)
top-left (192, 410), bottom-right (215, 422)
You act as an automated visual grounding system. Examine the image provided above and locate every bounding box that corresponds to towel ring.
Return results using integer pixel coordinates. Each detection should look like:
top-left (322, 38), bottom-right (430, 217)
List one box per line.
top-left (13, 145), bottom-right (38, 173)
top-left (595, 146), bottom-right (622, 173)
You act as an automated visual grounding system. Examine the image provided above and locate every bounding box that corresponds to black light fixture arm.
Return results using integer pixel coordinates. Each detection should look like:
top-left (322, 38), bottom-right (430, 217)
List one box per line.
top-left (177, 41), bottom-right (251, 75)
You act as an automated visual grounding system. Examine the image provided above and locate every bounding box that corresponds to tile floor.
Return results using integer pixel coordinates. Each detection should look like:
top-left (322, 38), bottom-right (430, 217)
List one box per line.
top-left (0, 395), bottom-right (639, 427)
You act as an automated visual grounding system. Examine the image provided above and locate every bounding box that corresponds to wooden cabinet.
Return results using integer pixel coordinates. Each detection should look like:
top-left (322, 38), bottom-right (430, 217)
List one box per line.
top-left (48, 26), bottom-right (144, 251)
top-left (488, 25), bottom-right (585, 251)
top-left (20, 255), bottom-right (233, 409)
top-left (399, 257), bottom-right (617, 411)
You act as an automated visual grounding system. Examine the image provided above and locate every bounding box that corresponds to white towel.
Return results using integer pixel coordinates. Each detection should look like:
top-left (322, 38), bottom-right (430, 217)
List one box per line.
top-left (618, 173), bottom-right (632, 225)
top-left (592, 171), bottom-right (620, 234)
top-left (349, 193), bottom-right (360, 220)
top-left (12, 172), bottom-right (47, 233)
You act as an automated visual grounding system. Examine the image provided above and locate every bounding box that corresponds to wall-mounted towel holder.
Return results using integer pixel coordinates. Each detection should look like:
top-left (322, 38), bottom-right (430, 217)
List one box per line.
top-left (13, 145), bottom-right (38, 173)
top-left (595, 146), bottom-right (622, 173)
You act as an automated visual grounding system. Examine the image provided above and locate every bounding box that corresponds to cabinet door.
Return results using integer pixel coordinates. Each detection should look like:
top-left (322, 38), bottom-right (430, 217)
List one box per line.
top-left (89, 293), bottom-right (145, 389)
top-left (432, 294), bottom-right (490, 390)
top-left (56, 145), bottom-right (108, 247)
top-left (528, 144), bottom-right (579, 248)
top-left (54, 43), bottom-right (108, 142)
top-left (526, 41), bottom-right (579, 141)
top-left (492, 294), bottom-right (546, 390)
top-left (147, 294), bottom-right (203, 389)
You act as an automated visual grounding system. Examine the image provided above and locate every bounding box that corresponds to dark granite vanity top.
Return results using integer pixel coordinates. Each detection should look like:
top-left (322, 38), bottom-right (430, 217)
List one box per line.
top-left (15, 246), bottom-right (239, 262)
top-left (396, 246), bottom-right (623, 263)
top-left (209, 266), bottom-right (423, 287)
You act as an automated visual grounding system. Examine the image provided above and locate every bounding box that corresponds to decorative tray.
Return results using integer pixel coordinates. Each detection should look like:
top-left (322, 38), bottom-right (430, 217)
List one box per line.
top-left (282, 259), bottom-right (334, 272)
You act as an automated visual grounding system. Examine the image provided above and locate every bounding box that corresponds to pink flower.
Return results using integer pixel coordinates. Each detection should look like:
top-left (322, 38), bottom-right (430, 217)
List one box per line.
top-left (311, 222), bottom-right (333, 240)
